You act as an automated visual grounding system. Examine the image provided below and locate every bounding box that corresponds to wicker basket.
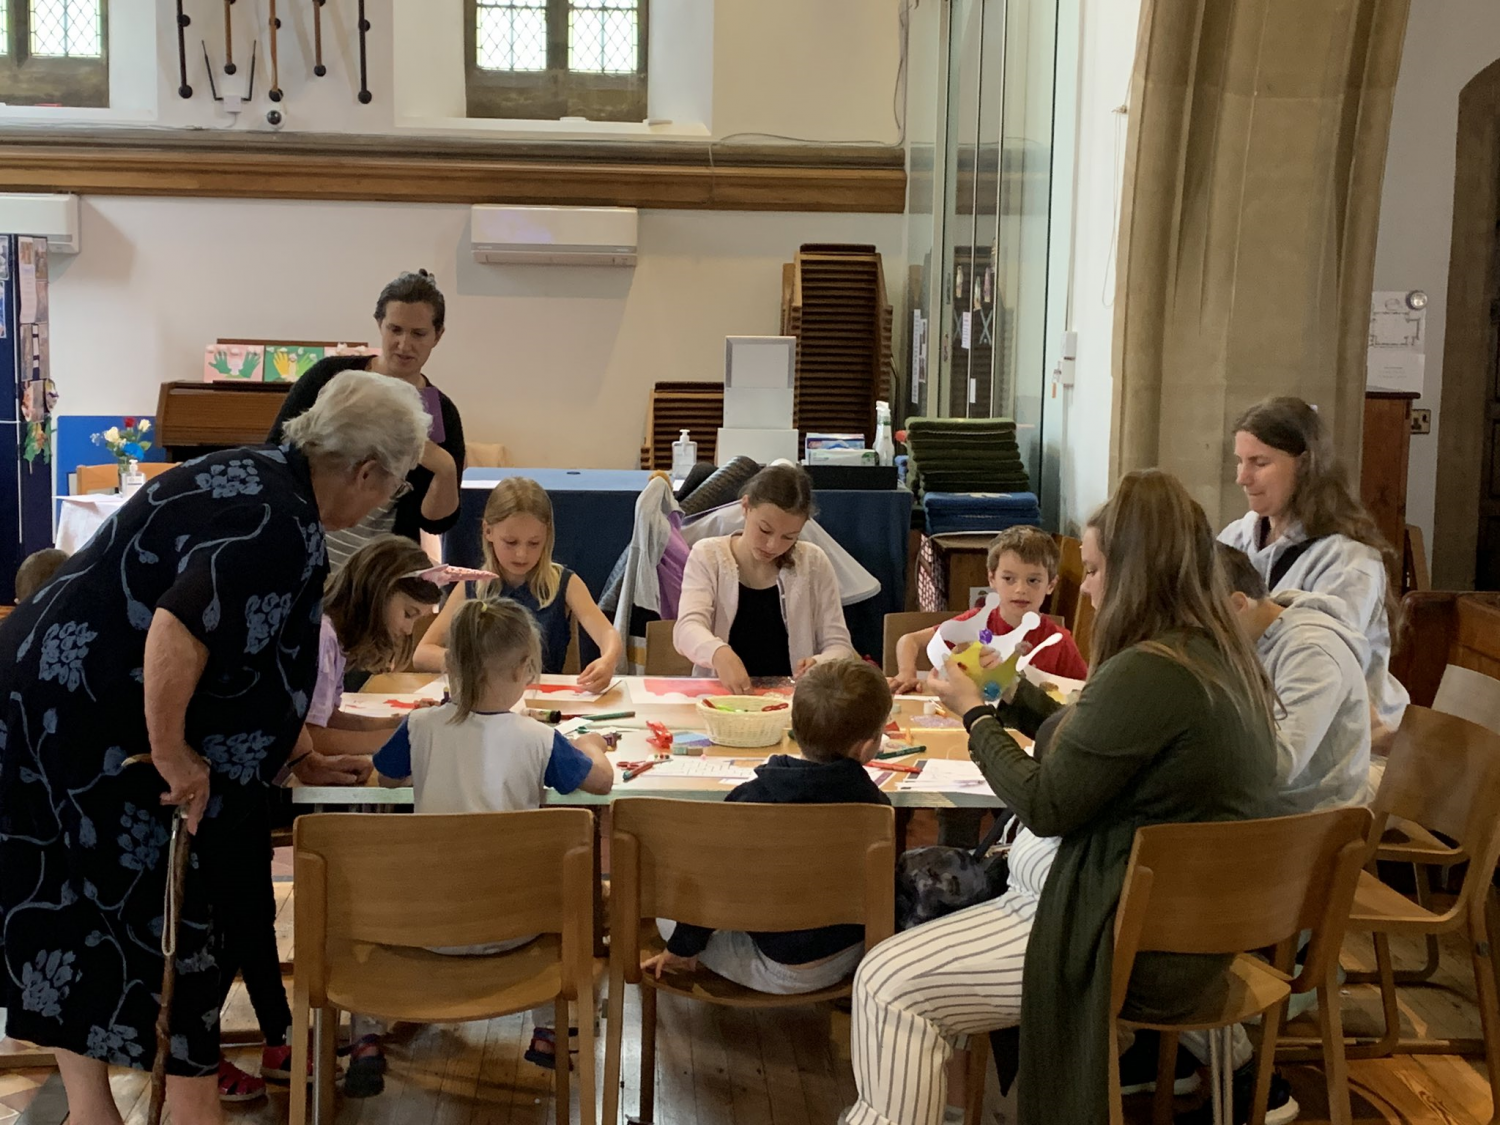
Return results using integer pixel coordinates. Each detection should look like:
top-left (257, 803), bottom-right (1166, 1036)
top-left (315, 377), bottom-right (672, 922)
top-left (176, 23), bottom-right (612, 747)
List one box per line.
top-left (696, 696), bottom-right (793, 748)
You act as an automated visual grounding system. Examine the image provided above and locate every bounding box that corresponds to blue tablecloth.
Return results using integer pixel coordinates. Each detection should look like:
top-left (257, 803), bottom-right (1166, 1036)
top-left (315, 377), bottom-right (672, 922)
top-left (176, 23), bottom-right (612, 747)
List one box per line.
top-left (446, 468), bottom-right (912, 661)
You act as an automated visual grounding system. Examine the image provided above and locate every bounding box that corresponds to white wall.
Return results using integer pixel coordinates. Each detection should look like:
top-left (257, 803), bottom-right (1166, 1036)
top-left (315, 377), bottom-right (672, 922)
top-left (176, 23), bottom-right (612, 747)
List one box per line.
top-left (1050, 0), bottom-right (1138, 532)
top-left (1372, 0), bottom-right (1500, 546)
top-left (51, 198), bottom-right (902, 469)
top-left (28, 0), bottom-right (908, 469)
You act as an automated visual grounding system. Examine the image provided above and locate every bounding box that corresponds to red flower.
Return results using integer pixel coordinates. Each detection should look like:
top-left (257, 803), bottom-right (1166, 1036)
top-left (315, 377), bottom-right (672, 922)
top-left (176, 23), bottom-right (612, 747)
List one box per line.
top-left (122, 417), bottom-right (136, 428)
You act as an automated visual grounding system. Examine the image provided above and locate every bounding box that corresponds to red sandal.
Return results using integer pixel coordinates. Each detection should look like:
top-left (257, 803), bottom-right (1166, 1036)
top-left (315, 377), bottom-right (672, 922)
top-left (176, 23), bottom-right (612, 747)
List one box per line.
top-left (217, 1057), bottom-right (267, 1103)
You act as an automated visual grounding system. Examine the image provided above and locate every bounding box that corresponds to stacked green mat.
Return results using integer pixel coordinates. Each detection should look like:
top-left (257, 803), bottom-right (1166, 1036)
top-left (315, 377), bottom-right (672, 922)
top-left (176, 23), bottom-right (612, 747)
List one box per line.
top-left (903, 416), bottom-right (1032, 495)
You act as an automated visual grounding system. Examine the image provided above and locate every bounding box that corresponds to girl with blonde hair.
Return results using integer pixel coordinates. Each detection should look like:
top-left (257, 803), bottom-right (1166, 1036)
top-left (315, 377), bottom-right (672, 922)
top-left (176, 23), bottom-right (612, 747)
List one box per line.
top-left (414, 477), bottom-right (621, 691)
top-left (841, 470), bottom-right (1279, 1125)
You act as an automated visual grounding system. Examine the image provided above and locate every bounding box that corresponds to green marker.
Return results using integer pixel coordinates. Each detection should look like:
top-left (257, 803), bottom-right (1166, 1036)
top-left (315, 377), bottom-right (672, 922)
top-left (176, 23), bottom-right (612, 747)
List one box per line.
top-left (874, 743), bottom-right (926, 760)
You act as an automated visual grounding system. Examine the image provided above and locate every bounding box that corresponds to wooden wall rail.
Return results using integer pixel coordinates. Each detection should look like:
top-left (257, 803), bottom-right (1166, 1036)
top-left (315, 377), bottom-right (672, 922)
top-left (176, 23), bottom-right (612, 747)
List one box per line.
top-left (0, 130), bottom-right (906, 213)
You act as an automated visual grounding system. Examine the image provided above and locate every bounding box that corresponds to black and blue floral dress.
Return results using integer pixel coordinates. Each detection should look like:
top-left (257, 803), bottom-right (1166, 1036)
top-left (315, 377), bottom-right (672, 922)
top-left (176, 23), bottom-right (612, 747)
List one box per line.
top-left (0, 445), bottom-right (327, 1075)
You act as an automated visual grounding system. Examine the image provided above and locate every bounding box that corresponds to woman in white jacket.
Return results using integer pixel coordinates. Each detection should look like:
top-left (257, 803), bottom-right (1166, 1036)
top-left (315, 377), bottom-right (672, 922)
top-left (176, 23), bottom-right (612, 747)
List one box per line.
top-left (1219, 396), bottom-right (1409, 734)
top-left (674, 464), bottom-right (854, 692)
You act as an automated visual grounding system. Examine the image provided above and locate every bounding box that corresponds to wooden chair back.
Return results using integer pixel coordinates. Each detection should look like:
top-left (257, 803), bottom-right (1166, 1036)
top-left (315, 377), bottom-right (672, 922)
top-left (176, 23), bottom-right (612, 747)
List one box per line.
top-left (1051, 534), bottom-right (1094, 662)
top-left (75, 461), bottom-right (178, 494)
top-left (644, 619), bottom-right (693, 676)
top-left (74, 464), bottom-right (116, 494)
top-left (1367, 707), bottom-right (1500, 898)
top-left (1403, 524), bottom-right (1431, 593)
top-left (1110, 808), bottom-right (1371, 1015)
top-left (610, 799), bottom-right (895, 983)
top-left (1432, 664), bottom-right (1500, 735)
top-left (294, 809), bottom-right (594, 1007)
top-left (881, 611), bottom-right (954, 675)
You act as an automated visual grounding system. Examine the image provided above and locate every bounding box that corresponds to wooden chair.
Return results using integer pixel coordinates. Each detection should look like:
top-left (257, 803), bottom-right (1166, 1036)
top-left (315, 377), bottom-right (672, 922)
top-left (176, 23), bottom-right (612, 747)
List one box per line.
top-left (881, 610), bottom-right (955, 675)
top-left (74, 463), bottom-right (117, 494)
top-left (1111, 808), bottom-right (1370, 1125)
top-left (1051, 534), bottom-right (1093, 663)
top-left (1434, 663), bottom-right (1500, 734)
top-left (1403, 524), bottom-right (1431, 594)
top-left (601, 798), bottom-right (895, 1125)
top-left (643, 619), bottom-right (693, 676)
top-left (290, 809), bottom-right (599, 1125)
top-left (75, 461), bottom-right (177, 494)
top-left (1294, 707), bottom-right (1500, 1116)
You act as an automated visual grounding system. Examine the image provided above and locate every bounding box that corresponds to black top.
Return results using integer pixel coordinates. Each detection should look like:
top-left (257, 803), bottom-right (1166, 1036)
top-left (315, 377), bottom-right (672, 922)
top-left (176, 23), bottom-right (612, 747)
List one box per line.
top-left (267, 354), bottom-right (467, 538)
top-left (726, 583), bottom-right (792, 678)
top-left (666, 755), bottom-right (891, 965)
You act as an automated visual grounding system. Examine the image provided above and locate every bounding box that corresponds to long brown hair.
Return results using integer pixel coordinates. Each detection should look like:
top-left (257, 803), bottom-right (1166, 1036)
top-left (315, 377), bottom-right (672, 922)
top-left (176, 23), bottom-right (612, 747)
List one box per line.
top-left (1086, 470), bottom-right (1276, 735)
top-left (445, 596), bottom-right (543, 723)
top-left (481, 478), bottom-right (563, 607)
top-left (324, 535), bottom-right (442, 673)
top-left (1233, 396), bottom-right (1400, 627)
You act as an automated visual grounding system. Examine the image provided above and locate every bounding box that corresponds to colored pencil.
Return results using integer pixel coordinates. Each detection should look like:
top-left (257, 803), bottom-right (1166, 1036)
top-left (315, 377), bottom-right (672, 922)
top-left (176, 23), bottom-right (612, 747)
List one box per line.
top-left (874, 743), bottom-right (926, 760)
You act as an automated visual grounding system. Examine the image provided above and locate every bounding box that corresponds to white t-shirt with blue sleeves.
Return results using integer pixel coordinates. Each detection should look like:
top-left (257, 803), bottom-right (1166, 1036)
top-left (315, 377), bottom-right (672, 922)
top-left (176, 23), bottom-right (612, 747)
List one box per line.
top-left (373, 705), bottom-right (594, 813)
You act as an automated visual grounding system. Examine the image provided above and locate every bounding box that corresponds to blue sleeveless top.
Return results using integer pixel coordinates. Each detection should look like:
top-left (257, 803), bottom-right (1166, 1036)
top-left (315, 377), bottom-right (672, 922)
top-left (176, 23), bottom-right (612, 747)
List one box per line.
top-left (466, 566), bottom-right (575, 674)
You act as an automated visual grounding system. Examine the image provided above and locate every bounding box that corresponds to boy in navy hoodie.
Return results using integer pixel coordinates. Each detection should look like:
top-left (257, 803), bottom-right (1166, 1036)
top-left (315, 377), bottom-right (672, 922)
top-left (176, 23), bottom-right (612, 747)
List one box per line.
top-left (643, 658), bottom-right (893, 994)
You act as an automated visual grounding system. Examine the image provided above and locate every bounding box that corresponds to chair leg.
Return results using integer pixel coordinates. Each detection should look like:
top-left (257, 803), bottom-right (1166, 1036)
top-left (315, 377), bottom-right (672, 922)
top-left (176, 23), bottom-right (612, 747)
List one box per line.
top-left (1319, 974), bottom-right (1353, 1125)
top-left (1250, 1002), bottom-right (1284, 1125)
top-left (1468, 908), bottom-right (1500, 1125)
top-left (1413, 868), bottom-right (1444, 981)
top-left (1107, 1016), bottom-right (1125, 1125)
top-left (602, 963), bottom-right (627, 1125)
top-left (963, 1033), bottom-right (989, 1125)
top-left (639, 984), bottom-right (658, 1125)
top-left (1208, 1028), bottom-right (1226, 1125)
top-left (1370, 933), bottom-right (1401, 1056)
top-left (289, 996), bottom-right (310, 1125)
top-left (313, 1006), bottom-right (337, 1125)
top-left (555, 996), bottom-right (570, 1125)
top-left (1152, 1030), bottom-right (1178, 1125)
top-left (578, 980), bottom-right (598, 1125)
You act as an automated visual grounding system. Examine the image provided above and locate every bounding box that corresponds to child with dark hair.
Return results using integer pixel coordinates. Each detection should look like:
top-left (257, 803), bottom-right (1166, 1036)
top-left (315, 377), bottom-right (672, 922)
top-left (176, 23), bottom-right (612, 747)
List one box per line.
top-left (1216, 543), bottom-right (1372, 811)
top-left (644, 658), bottom-right (892, 994)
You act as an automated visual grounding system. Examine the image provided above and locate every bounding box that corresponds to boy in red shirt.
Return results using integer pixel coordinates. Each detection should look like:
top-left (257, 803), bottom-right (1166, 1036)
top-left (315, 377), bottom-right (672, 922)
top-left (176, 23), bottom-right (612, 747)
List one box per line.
top-left (889, 525), bottom-right (1088, 694)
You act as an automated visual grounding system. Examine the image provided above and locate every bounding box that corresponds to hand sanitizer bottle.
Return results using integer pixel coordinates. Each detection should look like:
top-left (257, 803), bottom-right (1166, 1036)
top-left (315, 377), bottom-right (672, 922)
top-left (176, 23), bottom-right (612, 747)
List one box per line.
top-left (874, 401), bottom-right (895, 467)
top-left (671, 429), bottom-right (697, 481)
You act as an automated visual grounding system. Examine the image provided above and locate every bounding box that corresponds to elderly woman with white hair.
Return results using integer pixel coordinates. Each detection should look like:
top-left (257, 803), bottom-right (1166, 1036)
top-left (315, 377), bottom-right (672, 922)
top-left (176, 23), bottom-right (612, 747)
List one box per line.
top-left (0, 371), bottom-right (429, 1125)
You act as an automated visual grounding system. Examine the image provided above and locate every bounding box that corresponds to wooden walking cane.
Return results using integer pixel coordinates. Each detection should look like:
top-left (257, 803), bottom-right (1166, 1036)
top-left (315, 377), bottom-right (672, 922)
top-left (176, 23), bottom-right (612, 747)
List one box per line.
top-left (148, 807), bottom-right (192, 1125)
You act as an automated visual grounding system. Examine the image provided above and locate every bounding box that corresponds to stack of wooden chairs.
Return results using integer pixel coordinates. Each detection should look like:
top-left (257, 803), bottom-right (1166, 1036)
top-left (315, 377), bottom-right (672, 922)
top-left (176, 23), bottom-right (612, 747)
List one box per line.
top-left (639, 381), bottom-right (723, 470)
top-left (781, 244), bottom-right (893, 446)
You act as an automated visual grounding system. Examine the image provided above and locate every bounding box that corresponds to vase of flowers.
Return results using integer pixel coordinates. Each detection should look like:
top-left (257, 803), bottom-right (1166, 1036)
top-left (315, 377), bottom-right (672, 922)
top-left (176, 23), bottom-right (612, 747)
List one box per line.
top-left (91, 417), bottom-right (152, 497)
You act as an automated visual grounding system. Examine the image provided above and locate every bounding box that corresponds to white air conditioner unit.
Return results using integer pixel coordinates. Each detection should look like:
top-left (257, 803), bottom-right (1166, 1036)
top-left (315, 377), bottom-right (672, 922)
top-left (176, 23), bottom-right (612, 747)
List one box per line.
top-left (470, 205), bottom-right (637, 266)
top-left (0, 193), bottom-right (80, 254)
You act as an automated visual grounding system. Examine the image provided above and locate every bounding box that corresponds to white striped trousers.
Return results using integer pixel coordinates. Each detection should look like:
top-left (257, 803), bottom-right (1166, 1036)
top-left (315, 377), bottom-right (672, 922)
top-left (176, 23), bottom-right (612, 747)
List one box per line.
top-left (842, 888), bottom-right (1041, 1125)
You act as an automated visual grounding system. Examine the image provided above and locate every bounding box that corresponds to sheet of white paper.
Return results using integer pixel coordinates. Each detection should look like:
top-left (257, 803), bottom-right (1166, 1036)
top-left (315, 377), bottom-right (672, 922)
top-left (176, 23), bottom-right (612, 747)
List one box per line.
top-left (525, 675), bottom-right (620, 704)
top-left (646, 759), bottom-right (759, 779)
top-left (897, 758), bottom-right (994, 792)
top-left (340, 693), bottom-right (427, 719)
top-left (413, 676), bottom-right (449, 702)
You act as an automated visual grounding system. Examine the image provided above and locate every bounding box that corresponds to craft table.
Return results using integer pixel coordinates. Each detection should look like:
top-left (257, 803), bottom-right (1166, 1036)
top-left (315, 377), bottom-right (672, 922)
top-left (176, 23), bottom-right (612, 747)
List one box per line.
top-left (444, 468), bottom-right (913, 662)
top-left (292, 673), bottom-right (998, 811)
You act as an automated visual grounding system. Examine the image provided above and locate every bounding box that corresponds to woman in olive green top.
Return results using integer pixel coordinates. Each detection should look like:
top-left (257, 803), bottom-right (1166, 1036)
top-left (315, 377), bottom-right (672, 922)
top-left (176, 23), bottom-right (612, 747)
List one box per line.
top-left (841, 471), bottom-right (1279, 1125)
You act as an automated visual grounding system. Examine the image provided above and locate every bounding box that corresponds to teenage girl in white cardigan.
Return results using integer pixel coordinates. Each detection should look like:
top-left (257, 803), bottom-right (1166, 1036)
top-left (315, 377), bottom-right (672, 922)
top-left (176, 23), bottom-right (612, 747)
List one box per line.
top-left (674, 464), bottom-right (855, 692)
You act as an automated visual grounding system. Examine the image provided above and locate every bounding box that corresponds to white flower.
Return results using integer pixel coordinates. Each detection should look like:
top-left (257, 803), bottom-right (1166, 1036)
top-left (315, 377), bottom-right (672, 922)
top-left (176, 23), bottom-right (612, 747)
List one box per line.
top-left (138, 419), bottom-right (151, 433)
top-left (103, 427), bottom-right (121, 444)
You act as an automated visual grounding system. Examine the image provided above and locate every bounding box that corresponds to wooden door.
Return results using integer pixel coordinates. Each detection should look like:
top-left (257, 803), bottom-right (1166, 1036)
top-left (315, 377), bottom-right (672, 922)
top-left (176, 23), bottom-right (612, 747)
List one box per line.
top-left (1481, 222), bottom-right (1500, 591)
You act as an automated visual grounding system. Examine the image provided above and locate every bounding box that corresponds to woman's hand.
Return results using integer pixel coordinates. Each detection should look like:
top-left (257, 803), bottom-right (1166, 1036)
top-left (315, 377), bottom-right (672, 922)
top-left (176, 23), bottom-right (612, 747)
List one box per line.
top-left (930, 657), bottom-right (986, 716)
top-left (712, 646), bottom-right (752, 694)
top-left (793, 656), bottom-right (819, 679)
top-left (577, 656), bottom-right (616, 695)
top-left (155, 745), bottom-right (212, 835)
top-left (888, 670), bottom-right (923, 695)
top-left (641, 950), bottom-right (699, 980)
top-left (292, 751), bottom-right (373, 787)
